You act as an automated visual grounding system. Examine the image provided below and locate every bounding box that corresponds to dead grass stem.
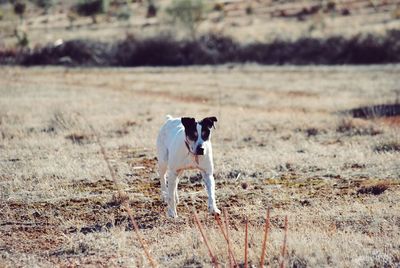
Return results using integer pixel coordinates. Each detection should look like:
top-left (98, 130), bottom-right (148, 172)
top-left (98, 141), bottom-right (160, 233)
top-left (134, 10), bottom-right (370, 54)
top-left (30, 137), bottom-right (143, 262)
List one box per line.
top-left (280, 216), bottom-right (288, 268)
top-left (215, 214), bottom-right (238, 267)
top-left (260, 208), bottom-right (271, 267)
top-left (193, 211), bottom-right (219, 267)
top-left (244, 217), bottom-right (248, 268)
top-left (78, 112), bottom-right (158, 268)
top-left (223, 208), bottom-right (234, 268)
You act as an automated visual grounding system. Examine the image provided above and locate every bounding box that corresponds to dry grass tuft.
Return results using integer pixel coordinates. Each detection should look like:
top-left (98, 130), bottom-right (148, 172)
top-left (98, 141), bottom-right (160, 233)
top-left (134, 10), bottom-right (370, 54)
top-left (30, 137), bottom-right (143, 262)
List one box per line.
top-left (357, 180), bottom-right (392, 195)
top-left (49, 111), bottom-right (78, 131)
top-left (65, 133), bottom-right (92, 144)
top-left (374, 141), bottom-right (400, 153)
top-left (109, 192), bottom-right (129, 207)
top-left (336, 118), bottom-right (382, 136)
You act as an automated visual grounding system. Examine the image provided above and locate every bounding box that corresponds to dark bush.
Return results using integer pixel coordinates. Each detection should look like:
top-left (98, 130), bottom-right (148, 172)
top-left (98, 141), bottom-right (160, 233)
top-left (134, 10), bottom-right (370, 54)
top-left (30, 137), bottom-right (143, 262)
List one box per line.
top-left (13, 1), bottom-right (26, 20)
top-left (22, 40), bottom-right (112, 66)
top-left (193, 34), bottom-right (239, 64)
top-left (114, 35), bottom-right (185, 66)
top-left (348, 104), bottom-right (400, 119)
top-left (357, 181), bottom-right (390, 195)
top-left (114, 34), bottom-right (239, 66)
top-left (146, 2), bottom-right (157, 18)
top-left (341, 34), bottom-right (392, 64)
top-left (0, 48), bottom-right (21, 65)
top-left (75, 0), bottom-right (104, 16)
top-left (32, 0), bottom-right (53, 13)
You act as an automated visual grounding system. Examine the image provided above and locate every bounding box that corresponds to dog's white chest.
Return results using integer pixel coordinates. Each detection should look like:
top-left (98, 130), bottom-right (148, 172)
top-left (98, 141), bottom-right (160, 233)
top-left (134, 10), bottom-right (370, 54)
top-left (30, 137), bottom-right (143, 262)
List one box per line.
top-left (176, 154), bottom-right (205, 173)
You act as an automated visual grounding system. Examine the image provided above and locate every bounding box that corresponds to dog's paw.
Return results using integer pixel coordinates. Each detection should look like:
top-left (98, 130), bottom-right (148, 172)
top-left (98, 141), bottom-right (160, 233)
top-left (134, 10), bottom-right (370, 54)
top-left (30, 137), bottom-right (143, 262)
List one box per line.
top-left (167, 208), bottom-right (178, 218)
top-left (209, 207), bottom-right (221, 215)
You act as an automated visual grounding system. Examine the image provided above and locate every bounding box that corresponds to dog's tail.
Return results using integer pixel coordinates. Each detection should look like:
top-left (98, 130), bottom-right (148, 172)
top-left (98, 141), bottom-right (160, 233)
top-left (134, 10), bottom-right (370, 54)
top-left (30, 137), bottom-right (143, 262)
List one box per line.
top-left (165, 114), bottom-right (173, 120)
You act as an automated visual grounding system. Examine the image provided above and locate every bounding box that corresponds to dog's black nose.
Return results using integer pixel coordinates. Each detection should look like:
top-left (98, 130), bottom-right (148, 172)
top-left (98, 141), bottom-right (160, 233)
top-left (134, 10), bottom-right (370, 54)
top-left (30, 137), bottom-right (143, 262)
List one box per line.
top-left (196, 147), bottom-right (204, 155)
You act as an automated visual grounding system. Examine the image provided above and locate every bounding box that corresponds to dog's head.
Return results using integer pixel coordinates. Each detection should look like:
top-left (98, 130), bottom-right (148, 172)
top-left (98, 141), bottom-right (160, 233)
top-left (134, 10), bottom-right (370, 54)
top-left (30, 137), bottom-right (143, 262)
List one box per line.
top-left (181, 116), bottom-right (217, 155)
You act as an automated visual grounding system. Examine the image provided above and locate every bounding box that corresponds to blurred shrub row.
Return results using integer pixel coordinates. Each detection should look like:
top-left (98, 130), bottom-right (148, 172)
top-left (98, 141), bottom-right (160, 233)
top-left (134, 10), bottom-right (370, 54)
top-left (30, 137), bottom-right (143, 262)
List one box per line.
top-left (1, 30), bottom-right (399, 66)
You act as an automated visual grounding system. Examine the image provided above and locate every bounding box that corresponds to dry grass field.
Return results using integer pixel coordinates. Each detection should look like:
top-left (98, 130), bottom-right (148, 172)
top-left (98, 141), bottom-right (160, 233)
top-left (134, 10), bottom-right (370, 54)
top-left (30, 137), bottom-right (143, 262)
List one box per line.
top-left (0, 65), bottom-right (399, 267)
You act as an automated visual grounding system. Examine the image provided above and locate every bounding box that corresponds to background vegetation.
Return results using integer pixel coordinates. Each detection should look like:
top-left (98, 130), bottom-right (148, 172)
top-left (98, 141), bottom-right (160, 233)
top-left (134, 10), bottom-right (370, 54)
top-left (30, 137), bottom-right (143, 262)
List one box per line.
top-left (1, 0), bottom-right (400, 65)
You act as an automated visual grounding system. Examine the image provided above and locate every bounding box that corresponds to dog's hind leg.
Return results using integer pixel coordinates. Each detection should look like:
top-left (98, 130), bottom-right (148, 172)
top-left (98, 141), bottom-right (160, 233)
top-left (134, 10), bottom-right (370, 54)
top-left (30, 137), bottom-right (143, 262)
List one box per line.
top-left (174, 184), bottom-right (179, 205)
top-left (167, 171), bottom-right (179, 218)
top-left (158, 162), bottom-right (168, 203)
top-left (157, 142), bottom-right (168, 203)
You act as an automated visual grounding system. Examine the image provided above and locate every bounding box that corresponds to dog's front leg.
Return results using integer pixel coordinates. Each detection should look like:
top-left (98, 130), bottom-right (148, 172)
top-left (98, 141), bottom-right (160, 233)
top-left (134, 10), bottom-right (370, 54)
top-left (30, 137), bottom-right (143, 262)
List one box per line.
top-left (167, 171), bottom-right (179, 218)
top-left (201, 172), bottom-right (221, 215)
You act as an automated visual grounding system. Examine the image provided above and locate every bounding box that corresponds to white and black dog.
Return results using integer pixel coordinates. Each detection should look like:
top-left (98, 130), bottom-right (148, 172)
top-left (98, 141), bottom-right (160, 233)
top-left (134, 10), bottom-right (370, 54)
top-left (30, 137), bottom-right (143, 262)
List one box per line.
top-left (156, 115), bottom-right (221, 218)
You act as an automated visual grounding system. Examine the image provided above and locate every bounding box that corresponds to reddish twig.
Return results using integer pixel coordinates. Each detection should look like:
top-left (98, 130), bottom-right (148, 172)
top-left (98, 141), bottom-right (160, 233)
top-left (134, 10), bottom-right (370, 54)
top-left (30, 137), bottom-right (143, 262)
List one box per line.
top-left (223, 208), bottom-right (234, 268)
top-left (214, 215), bottom-right (238, 267)
top-left (279, 216), bottom-right (288, 268)
top-left (124, 204), bottom-right (158, 268)
top-left (215, 214), bottom-right (238, 267)
top-left (259, 208), bottom-right (271, 268)
top-left (80, 113), bottom-right (157, 268)
top-left (193, 211), bottom-right (218, 267)
top-left (244, 217), bottom-right (248, 268)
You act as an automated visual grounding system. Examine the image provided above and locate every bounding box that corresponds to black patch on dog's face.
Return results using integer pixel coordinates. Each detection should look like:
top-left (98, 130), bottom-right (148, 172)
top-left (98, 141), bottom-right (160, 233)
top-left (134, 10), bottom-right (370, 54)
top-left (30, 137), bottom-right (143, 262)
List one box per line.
top-left (199, 116), bottom-right (218, 141)
top-left (181, 117), bottom-right (198, 141)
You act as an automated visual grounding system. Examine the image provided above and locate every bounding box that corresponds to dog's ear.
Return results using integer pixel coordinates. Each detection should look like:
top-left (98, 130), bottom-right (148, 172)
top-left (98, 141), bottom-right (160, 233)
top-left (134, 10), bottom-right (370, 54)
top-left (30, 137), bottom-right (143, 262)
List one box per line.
top-left (181, 117), bottom-right (196, 129)
top-left (201, 116), bottom-right (218, 129)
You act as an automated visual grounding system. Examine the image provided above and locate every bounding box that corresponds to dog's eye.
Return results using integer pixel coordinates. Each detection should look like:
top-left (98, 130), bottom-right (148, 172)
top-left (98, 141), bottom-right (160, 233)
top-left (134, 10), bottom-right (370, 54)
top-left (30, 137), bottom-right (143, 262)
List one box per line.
top-left (194, 132), bottom-right (198, 137)
top-left (202, 130), bottom-right (210, 140)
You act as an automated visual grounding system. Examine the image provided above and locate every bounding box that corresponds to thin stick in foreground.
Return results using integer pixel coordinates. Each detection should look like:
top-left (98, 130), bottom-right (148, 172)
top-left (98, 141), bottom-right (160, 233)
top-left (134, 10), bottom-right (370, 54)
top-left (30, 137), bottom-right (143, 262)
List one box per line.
top-left (214, 215), bottom-right (238, 267)
top-left (279, 215), bottom-right (288, 268)
top-left (223, 208), bottom-right (234, 268)
top-left (244, 217), bottom-right (248, 268)
top-left (259, 208), bottom-right (271, 268)
top-left (80, 113), bottom-right (157, 268)
top-left (193, 211), bottom-right (218, 267)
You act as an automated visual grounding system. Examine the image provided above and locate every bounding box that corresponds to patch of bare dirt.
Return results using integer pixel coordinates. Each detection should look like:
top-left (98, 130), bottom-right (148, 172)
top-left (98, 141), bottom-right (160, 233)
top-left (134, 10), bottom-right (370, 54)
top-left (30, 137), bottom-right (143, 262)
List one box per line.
top-left (377, 115), bottom-right (400, 127)
top-left (1, 225), bottom-right (64, 253)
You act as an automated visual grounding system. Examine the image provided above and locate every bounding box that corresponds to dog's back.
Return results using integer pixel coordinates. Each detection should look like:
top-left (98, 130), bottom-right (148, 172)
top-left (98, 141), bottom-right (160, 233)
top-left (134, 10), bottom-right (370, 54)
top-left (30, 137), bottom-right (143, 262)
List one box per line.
top-left (156, 115), bottom-right (184, 162)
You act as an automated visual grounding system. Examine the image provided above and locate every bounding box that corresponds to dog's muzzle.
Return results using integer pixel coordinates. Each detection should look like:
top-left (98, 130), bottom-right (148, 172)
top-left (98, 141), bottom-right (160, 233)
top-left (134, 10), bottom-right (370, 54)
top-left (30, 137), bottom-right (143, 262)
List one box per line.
top-left (196, 146), bottom-right (204, 155)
